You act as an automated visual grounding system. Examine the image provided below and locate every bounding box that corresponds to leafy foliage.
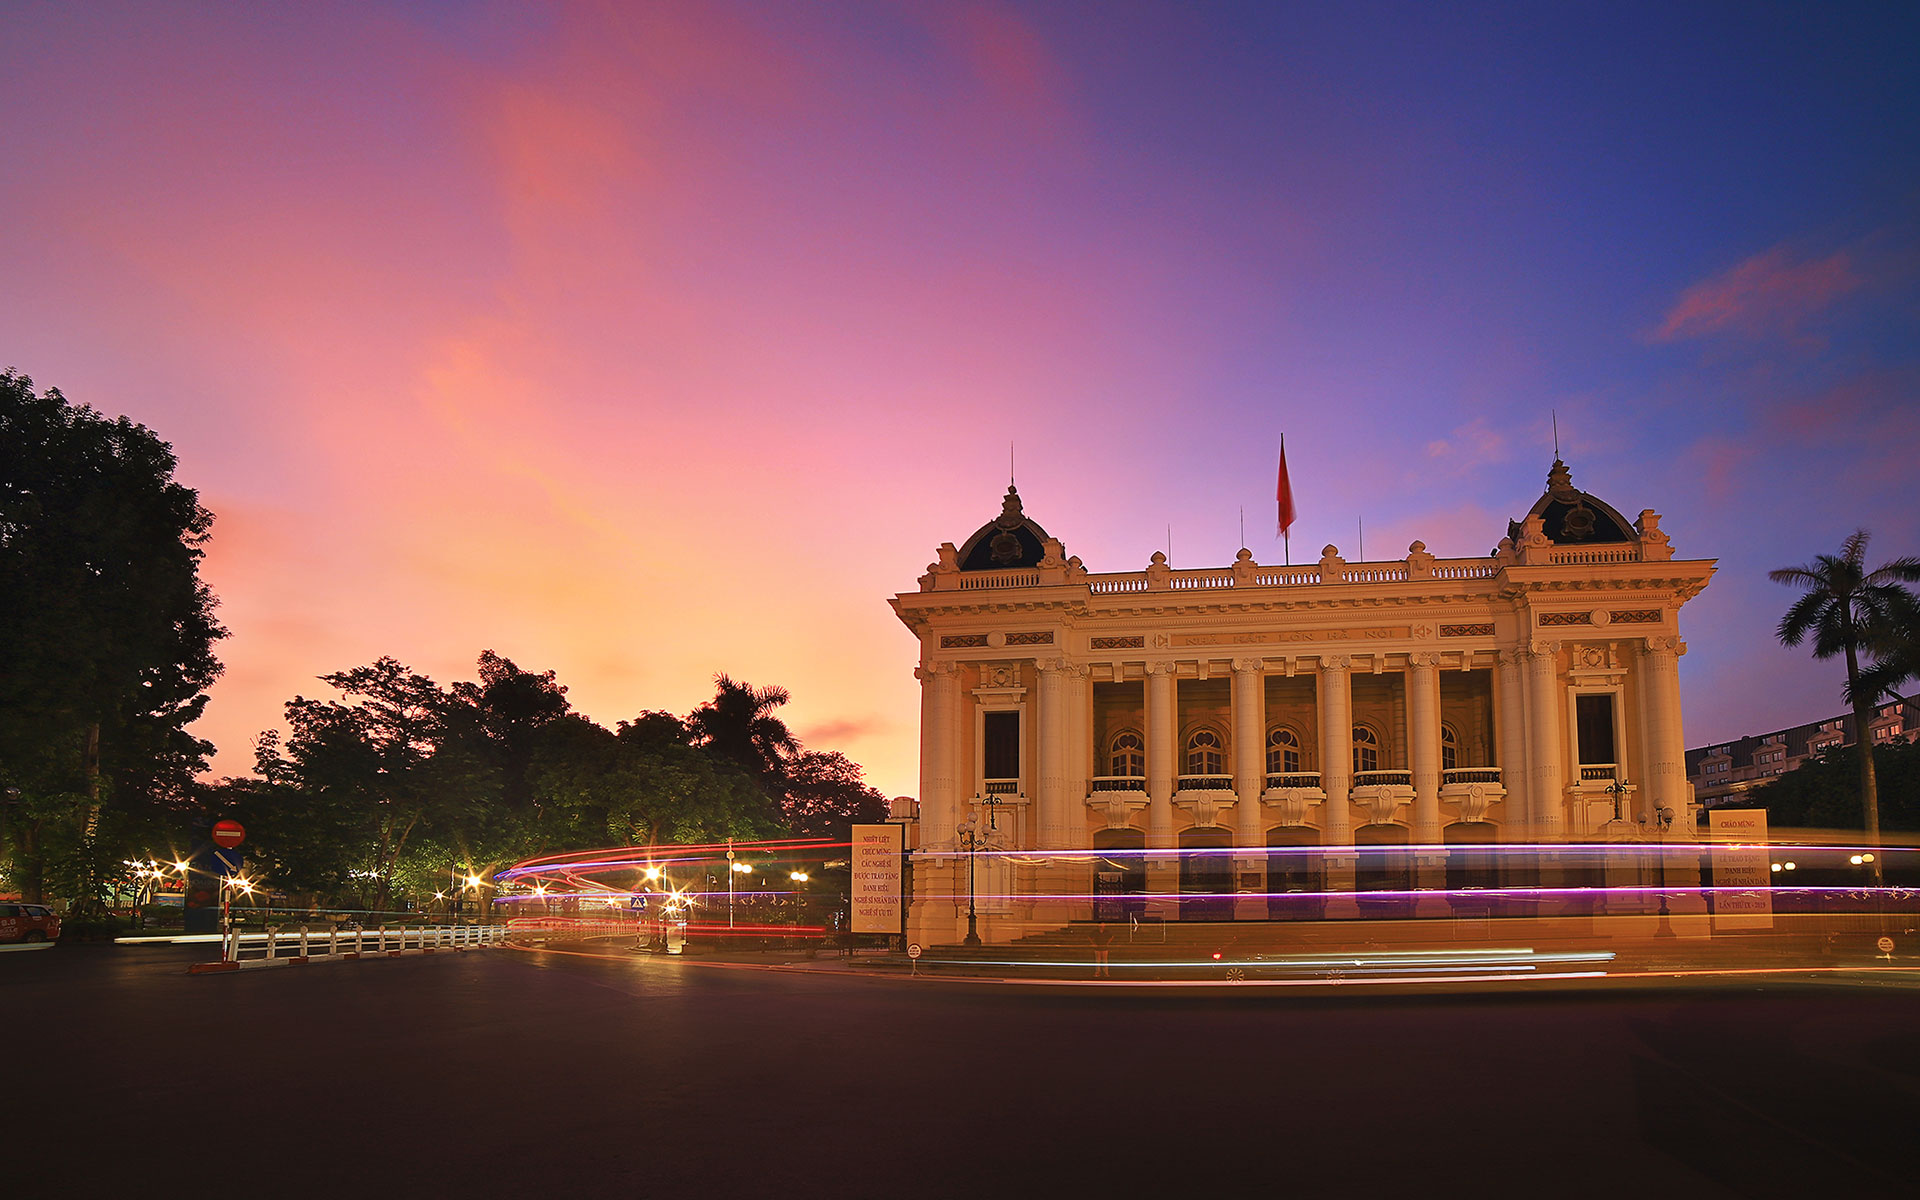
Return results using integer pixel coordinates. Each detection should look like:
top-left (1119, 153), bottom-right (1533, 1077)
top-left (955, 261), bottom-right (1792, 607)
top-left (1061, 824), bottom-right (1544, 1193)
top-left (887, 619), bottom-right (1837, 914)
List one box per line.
top-left (213, 657), bottom-right (875, 909)
top-left (0, 371), bottom-right (225, 905)
top-left (1752, 740), bottom-right (1920, 832)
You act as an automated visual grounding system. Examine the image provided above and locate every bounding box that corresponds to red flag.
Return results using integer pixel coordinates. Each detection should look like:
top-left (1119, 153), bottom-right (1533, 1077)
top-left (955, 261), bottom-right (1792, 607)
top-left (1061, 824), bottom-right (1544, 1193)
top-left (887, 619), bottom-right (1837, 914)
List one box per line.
top-left (1275, 435), bottom-right (1295, 537)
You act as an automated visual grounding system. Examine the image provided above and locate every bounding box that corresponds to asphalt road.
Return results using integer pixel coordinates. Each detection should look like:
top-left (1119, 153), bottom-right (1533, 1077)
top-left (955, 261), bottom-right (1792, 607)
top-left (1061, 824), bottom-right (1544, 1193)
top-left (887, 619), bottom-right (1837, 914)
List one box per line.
top-left (10, 942), bottom-right (1920, 1199)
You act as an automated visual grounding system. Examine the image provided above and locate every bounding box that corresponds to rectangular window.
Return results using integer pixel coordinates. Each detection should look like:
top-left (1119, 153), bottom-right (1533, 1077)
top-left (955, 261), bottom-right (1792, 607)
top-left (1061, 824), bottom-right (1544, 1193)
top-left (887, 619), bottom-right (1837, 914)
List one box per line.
top-left (983, 711), bottom-right (1020, 781)
top-left (1576, 694), bottom-right (1616, 765)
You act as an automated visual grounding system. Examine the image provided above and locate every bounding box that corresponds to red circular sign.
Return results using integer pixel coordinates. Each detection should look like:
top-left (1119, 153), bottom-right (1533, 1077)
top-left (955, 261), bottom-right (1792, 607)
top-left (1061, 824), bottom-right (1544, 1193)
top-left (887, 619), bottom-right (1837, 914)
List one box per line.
top-left (212, 819), bottom-right (245, 849)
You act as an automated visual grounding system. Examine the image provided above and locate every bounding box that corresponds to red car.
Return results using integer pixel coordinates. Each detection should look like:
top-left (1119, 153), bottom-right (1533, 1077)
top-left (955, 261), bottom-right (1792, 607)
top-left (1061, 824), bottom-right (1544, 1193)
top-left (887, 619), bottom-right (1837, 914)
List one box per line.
top-left (0, 902), bottom-right (61, 944)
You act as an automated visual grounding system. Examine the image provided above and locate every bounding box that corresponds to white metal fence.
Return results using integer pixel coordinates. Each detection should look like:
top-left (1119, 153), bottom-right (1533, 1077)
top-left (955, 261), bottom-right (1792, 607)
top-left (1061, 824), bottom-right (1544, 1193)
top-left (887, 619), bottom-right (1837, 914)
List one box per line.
top-left (215, 923), bottom-right (507, 967)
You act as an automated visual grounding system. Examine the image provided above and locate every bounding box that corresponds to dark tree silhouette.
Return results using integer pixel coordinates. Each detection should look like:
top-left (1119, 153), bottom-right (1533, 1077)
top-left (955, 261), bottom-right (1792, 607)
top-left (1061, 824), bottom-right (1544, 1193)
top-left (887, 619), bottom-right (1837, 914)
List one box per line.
top-left (451, 650), bottom-right (570, 809)
top-left (686, 674), bottom-right (800, 784)
top-left (1, 370), bottom-right (225, 903)
top-left (1771, 530), bottom-right (1920, 873)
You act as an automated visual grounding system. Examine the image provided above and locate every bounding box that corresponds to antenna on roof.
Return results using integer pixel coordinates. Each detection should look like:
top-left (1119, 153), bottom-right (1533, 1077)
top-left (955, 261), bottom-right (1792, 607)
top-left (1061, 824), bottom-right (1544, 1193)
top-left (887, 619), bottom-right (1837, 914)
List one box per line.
top-left (1552, 410), bottom-right (1560, 459)
top-left (1010, 440), bottom-right (1015, 486)
top-left (1239, 506), bottom-right (1245, 549)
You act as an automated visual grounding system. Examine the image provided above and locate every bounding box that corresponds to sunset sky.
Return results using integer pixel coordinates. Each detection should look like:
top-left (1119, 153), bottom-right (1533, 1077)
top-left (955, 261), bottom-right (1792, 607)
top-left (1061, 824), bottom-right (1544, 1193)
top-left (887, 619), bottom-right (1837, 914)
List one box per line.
top-left (5, 2), bottom-right (1918, 797)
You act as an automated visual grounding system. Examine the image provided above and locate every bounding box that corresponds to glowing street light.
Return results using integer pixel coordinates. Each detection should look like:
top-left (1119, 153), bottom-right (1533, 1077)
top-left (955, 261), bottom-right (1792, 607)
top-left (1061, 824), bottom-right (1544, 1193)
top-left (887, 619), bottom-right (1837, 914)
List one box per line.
top-left (790, 870), bottom-right (810, 883)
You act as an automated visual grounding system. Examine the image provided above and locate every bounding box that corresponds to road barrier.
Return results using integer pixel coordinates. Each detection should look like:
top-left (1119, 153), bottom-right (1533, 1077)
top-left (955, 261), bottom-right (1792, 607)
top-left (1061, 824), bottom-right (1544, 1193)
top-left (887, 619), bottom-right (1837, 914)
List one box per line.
top-left (189, 923), bottom-right (507, 974)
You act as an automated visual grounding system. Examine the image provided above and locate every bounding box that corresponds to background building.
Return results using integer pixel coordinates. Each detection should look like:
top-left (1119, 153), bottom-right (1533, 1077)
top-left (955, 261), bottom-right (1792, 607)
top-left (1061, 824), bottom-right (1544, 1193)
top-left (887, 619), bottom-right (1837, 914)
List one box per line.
top-left (891, 462), bottom-right (1715, 945)
top-left (1688, 701), bottom-right (1920, 807)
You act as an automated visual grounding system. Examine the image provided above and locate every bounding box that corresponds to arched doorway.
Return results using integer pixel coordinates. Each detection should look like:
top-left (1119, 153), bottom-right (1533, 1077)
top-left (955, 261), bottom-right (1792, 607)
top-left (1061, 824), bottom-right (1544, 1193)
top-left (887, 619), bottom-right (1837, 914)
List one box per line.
top-left (1092, 827), bottom-right (1146, 922)
top-left (1266, 826), bottom-right (1325, 920)
top-left (1178, 826), bottom-right (1234, 921)
top-left (1355, 824), bottom-right (1413, 915)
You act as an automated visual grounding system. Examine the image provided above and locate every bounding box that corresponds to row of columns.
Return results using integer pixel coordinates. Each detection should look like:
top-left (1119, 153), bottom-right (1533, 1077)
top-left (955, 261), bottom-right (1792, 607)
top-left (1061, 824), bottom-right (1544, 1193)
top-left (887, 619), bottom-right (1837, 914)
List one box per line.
top-left (917, 636), bottom-right (1692, 851)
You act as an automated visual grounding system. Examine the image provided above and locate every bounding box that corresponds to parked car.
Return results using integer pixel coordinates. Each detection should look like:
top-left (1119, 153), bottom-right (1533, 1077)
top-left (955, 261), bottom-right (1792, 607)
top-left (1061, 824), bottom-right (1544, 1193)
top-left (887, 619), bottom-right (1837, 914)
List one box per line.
top-left (0, 902), bottom-right (61, 944)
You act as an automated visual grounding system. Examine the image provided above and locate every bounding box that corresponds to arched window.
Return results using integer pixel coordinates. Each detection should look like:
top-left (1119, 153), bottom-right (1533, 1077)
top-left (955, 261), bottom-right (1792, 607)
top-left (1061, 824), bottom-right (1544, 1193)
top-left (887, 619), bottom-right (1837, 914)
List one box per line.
top-left (1109, 731), bottom-right (1145, 778)
top-left (1352, 725), bottom-right (1379, 774)
top-left (1441, 723), bottom-right (1459, 772)
top-left (1186, 729), bottom-right (1224, 775)
top-left (1267, 727), bottom-right (1301, 775)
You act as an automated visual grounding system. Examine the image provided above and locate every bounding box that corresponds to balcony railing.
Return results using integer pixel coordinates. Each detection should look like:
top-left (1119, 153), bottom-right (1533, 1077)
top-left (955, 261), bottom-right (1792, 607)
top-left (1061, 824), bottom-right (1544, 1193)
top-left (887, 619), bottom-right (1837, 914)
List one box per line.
top-left (1176, 773), bottom-right (1235, 791)
top-left (1443, 767), bottom-right (1503, 785)
top-left (982, 778), bottom-right (1021, 795)
top-left (1013, 558), bottom-right (1503, 596)
top-left (1265, 771), bottom-right (1323, 789)
top-left (1090, 775), bottom-right (1147, 792)
top-left (1578, 763), bottom-right (1619, 783)
top-left (1352, 770), bottom-right (1413, 788)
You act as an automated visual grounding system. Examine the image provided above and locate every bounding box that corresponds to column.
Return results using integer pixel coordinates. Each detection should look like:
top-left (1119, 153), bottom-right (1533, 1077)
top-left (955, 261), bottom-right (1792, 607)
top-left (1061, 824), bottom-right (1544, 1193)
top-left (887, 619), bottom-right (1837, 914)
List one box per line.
top-left (1525, 642), bottom-right (1564, 841)
top-left (1068, 664), bottom-right (1093, 845)
top-left (1408, 653), bottom-right (1442, 844)
top-left (1495, 650), bottom-right (1530, 839)
top-left (1317, 655), bottom-right (1352, 844)
top-left (1037, 659), bottom-right (1070, 849)
top-left (1145, 662), bottom-right (1176, 849)
top-left (1638, 637), bottom-right (1693, 837)
top-left (1231, 658), bottom-right (1266, 848)
top-left (918, 662), bottom-right (959, 847)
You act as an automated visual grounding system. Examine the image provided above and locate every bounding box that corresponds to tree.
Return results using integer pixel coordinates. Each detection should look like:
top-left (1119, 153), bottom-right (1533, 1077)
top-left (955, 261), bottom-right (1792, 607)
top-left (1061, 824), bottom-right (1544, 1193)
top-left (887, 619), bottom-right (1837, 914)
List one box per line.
top-left (1770, 530), bottom-right (1920, 872)
top-left (450, 650), bottom-right (570, 810)
top-left (1855, 592), bottom-right (1920, 710)
top-left (267, 658), bottom-right (499, 912)
top-left (1, 370), bottom-right (225, 904)
top-left (781, 750), bottom-right (889, 841)
top-left (1753, 740), bottom-right (1920, 833)
top-left (686, 674), bottom-right (799, 785)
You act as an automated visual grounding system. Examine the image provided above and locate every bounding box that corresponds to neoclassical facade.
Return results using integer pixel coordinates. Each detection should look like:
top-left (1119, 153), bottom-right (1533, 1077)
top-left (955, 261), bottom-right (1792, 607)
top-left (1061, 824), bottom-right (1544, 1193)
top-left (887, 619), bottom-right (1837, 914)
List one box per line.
top-left (890, 462), bottom-right (1714, 945)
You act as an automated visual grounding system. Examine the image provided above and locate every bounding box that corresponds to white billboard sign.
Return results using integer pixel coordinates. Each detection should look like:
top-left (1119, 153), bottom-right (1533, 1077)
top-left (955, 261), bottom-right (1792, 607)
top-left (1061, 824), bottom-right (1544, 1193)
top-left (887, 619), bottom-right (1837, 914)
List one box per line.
top-left (850, 823), bottom-right (905, 934)
top-left (1708, 807), bottom-right (1772, 930)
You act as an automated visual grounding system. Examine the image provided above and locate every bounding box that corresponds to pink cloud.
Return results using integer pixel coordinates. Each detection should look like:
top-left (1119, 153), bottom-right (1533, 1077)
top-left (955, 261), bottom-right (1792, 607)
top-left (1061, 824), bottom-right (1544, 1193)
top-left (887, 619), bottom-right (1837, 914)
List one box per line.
top-left (1653, 245), bottom-right (1860, 343)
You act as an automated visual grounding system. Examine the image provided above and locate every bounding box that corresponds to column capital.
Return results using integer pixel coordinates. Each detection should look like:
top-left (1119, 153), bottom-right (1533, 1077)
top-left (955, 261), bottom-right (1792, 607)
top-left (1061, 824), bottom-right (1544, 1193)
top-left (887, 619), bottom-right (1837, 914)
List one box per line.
top-left (1407, 651), bottom-right (1442, 670)
top-left (1639, 635), bottom-right (1682, 656)
top-left (1319, 653), bottom-right (1352, 672)
top-left (1230, 656), bottom-right (1264, 675)
top-left (915, 660), bottom-right (961, 681)
top-left (1035, 656), bottom-right (1071, 675)
top-left (1144, 660), bottom-right (1177, 677)
top-left (1526, 639), bottom-right (1562, 658)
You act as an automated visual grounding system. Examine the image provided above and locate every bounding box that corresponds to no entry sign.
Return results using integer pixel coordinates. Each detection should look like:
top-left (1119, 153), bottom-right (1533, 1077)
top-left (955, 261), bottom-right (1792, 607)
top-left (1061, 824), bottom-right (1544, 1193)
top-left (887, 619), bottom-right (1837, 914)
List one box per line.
top-left (212, 819), bottom-right (245, 849)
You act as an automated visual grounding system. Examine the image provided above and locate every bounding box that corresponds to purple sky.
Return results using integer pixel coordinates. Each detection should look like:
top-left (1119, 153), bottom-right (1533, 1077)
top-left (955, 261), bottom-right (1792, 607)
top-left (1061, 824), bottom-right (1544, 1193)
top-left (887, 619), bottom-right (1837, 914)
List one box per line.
top-left (3, 2), bottom-right (1917, 795)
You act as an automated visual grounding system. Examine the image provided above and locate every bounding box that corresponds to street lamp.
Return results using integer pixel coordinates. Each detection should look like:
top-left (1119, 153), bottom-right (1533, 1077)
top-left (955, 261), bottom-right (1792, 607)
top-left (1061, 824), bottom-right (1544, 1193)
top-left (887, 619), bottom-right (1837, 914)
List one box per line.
top-left (957, 791), bottom-right (1013, 948)
top-left (1605, 775), bottom-right (1631, 824)
top-left (726, 843), bottom-right (753, 930)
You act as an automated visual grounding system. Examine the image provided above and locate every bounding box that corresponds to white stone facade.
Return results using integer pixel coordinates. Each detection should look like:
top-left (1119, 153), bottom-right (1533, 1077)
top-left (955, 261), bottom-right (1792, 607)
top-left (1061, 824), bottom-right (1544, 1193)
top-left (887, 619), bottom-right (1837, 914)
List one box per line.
top-left (890, 463), bottom-right (1714, 945)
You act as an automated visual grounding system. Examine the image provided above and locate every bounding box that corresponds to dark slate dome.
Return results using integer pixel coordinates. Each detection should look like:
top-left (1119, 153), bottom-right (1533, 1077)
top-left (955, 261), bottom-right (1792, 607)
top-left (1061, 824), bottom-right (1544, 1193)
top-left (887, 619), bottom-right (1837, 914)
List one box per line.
top-left (1510, 459), bottom-right (1635, 545)
top-left (958, 484), bottom-right (1051, 570)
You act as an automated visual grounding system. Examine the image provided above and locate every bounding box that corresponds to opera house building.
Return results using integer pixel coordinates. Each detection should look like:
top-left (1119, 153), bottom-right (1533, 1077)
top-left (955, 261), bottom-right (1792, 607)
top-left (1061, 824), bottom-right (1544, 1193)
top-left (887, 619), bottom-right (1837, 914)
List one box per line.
top-left (890, 461), bottom-right (1715, 946)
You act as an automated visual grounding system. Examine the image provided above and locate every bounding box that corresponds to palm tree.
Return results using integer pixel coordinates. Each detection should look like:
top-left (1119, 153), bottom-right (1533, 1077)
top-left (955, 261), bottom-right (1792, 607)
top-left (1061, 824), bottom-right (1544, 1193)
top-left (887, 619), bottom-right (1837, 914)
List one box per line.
top-left (1770, 531), bottom-right (1920, 874)
top-left (686, 674), bottom-right (800, 784)
top-left (1854, 592), bottom-right (1920, 711)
